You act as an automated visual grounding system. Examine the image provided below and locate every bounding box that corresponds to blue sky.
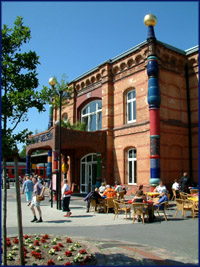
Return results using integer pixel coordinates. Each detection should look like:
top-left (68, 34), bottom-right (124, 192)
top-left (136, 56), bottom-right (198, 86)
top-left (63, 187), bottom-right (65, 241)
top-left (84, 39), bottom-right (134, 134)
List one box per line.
top-left (2, 1), bottom-right (199, 152)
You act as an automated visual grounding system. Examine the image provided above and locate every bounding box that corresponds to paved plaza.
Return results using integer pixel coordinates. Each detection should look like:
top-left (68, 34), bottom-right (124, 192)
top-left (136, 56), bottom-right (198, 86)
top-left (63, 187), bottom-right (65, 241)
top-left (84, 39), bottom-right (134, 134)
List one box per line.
top-left (2, 185), bottom-right (199, 265)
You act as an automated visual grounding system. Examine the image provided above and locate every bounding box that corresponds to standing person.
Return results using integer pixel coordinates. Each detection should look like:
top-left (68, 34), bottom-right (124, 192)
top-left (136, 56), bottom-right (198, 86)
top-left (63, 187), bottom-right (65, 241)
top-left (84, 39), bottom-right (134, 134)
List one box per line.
top-left (61, 179), bottom-right (75, 217)
top-left (180, 172), bottom-right (189, 192)
top-left (30, 177), bottom-right (45, 223)
top-left (21, 176), bottom-right (34, 206)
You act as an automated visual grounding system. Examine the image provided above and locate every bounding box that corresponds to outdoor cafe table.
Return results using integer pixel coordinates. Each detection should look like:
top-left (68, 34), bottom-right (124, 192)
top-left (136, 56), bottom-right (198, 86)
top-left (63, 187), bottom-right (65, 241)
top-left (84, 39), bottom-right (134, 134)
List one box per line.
top-left (145, 192), bottom-right (160, 198)
top-left (188, 196), bottom-right (199, 202)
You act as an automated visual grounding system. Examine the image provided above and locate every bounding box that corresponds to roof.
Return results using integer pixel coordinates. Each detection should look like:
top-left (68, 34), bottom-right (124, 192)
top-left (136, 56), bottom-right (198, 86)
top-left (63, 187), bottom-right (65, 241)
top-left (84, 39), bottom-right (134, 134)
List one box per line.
top-left (70, 40), bottom-right (198, 83)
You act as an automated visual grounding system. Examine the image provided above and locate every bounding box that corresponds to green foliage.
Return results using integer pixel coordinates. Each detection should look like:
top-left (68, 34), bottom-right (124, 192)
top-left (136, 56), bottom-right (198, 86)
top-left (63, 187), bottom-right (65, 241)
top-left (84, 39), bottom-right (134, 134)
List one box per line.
top-left (19, 145), bottom-right (26, 158)
top-left (42, 73), bottom-right (73, 109)
top-left (1, 16), bottom-right (49, 157)
top-left (61, 120), bottom-right (86, 131)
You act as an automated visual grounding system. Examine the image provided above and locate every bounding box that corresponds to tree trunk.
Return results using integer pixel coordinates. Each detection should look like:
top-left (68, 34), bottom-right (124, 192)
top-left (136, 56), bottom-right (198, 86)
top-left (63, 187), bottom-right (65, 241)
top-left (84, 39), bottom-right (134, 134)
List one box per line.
top-left (14, 149), bottom-right (25, 265)
top-left (2, 157), bottom-right (7, 265)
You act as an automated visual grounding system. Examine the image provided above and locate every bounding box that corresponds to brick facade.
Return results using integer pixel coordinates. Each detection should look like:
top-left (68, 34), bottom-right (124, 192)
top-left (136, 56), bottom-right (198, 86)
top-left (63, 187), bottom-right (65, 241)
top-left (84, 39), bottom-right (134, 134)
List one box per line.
top-left (27, 41), bottom-right (198, 194)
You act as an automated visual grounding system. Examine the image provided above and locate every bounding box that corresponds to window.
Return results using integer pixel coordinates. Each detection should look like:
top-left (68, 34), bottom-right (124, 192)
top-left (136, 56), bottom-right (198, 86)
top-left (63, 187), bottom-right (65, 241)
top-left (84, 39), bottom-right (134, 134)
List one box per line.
top-left (81, 100), bottom-right (102, 131)
top-left (127, 148), bottom-right (137, 184)
top-left (127, 90), bottom-right (136, 123)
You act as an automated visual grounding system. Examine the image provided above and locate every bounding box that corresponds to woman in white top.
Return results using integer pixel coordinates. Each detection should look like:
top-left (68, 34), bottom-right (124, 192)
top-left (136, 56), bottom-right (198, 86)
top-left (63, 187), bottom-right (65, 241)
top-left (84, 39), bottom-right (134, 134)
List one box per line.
top-left (61, 179), bottom-right (74, 217)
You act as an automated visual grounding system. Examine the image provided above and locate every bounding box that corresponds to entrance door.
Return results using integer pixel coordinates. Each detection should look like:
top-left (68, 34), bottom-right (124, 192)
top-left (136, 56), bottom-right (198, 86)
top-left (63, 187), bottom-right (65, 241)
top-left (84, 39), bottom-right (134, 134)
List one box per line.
top-left (80, 154), bottom-right (97, 193)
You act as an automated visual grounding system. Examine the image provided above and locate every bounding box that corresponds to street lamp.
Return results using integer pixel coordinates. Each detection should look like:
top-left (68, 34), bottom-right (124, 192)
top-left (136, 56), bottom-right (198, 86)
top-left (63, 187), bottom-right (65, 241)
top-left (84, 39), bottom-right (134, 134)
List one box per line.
top-left (49, 77), bottom-right (70, 210)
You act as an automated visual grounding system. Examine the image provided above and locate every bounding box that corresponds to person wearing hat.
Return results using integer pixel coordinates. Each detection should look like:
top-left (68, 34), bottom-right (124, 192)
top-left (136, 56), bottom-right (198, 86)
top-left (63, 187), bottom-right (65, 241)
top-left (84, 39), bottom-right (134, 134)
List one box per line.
top-left (153, 189), bottom-right (168, 210)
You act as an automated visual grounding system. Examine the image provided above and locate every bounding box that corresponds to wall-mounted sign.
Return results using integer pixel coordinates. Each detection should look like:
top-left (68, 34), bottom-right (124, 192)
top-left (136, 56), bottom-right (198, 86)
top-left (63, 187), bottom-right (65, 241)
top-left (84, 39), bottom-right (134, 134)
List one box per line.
top-left (30, 132), bottom-right (53, 144)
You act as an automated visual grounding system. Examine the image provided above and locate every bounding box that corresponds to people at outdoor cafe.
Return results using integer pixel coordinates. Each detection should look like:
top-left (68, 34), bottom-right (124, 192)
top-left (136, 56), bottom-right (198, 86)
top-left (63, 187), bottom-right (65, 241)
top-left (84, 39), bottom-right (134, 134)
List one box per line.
top-left (84, 188), bottom-right (103, 213)
top-left (172, 179), bottom-right (180, 197)
top-left (114, 181), bottom-right (123, 193)
top-left (99, 182), bottom-right (106, 194)
top-left (102, 185), bottom-right (116, 198)
top-left (153, 180), bottom-right (167, 194)
top-left (153, 189), bottom-right (168, 210)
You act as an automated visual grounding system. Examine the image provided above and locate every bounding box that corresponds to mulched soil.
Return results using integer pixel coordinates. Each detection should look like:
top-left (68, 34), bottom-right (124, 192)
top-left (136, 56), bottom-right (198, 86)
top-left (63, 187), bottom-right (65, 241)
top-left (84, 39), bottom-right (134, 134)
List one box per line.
top-left (2, 234), bottom-right (96, 266)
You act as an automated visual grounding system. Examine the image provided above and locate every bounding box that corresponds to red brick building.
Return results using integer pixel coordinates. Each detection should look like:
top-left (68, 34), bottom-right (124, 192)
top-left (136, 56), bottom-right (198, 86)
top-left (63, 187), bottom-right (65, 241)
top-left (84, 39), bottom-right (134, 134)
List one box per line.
top-left (27, 20), bottom-right (199, 195)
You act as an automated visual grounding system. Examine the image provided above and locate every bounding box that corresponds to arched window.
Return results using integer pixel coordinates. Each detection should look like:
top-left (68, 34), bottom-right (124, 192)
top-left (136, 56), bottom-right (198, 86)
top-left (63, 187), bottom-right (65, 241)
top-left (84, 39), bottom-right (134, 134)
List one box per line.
top-left (127, 148), bottom-right (137, 184)
top-left (127, 90), bottom-right (136, 123)
top-left (81, 100), bottom-right (102, 131)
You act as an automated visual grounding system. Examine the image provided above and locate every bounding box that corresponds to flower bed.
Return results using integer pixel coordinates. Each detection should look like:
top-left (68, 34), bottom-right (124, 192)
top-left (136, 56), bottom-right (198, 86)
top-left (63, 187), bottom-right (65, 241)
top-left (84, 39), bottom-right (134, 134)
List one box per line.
top-left (2, 235), bottom-right (96, 266)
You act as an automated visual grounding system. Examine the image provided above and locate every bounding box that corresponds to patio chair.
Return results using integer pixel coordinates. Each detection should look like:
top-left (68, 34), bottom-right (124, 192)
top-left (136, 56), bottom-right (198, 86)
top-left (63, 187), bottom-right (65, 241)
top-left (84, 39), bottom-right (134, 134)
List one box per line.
top-left (132, 203), bottom-right (149, 224)
top-left (171, 189), bottom-right (177, 201)
top-left (116, 190), bottom-right (125, 201)
top-left (154, 201), bottom-right (168, 221)
top-left (89, 199), bottom-right (97, 213)
top-left (192, 201), bottom-right (199, 219)
top-left (113, 200), bottom-right (131, 220)
top-left (174, 199), bottom-right (193, 218)
top-left (180, 192), bottom-right (189, 200)
top-left (105, 197), bottom-right (115, 214)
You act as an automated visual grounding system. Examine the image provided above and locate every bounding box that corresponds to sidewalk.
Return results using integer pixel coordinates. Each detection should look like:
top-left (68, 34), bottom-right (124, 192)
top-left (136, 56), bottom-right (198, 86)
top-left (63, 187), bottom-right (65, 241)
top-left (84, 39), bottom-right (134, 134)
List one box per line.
top-left (3, 186), bottom-right (199, 266)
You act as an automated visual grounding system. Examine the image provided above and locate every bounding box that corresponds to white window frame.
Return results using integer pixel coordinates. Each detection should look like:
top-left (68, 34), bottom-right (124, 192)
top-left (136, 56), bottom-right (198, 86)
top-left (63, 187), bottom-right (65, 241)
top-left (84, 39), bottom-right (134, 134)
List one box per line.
top-left (81, 100), bottom-right (102, 131)
top-left (127, 90), bottom-right (136, 123)
top-left (127, 148), bottom-right (137, 185)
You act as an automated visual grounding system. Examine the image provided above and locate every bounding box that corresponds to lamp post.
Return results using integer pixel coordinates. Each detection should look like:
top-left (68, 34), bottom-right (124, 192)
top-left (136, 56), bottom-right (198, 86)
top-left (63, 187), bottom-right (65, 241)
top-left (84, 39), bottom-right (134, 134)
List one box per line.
top-left (49, 77), bottom-right (70, 210)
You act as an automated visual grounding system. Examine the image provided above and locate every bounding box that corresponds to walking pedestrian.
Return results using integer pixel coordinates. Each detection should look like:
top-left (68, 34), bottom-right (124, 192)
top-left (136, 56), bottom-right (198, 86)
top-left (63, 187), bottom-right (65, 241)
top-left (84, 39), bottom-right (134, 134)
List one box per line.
top-left (30, 177), bottom-right (45, 223)
top-left (61, 179), bottom-right (75, 217)
top-left (21, 176), bottom-right (34, 206)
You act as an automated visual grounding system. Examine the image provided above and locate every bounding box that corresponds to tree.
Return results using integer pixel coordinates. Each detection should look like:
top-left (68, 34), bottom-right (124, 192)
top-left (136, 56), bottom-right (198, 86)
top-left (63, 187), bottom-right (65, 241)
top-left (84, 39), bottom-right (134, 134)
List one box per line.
top-left (19, 145), bottom-right (26, 158)
top-left (1, 16), bottom-right (50, 265)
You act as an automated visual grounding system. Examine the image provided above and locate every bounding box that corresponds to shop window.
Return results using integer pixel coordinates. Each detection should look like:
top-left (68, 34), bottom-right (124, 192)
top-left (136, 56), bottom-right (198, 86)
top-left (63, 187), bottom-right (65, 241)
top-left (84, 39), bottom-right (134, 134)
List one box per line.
top-left (81, 100), bottom-right (102, 131)
top-left (127, 148), bottom-right (137, 184)
top-left (127, 90), bottom-right (136, 123)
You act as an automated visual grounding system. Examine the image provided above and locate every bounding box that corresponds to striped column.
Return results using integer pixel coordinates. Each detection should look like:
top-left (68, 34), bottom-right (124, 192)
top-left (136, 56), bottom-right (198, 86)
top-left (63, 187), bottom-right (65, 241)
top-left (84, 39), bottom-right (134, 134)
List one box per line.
top-left (144, 14), bottom-right (161, 188)
top-left (26, 155), bottom-right (30, 176)
top-left (53, 150), bottom-right (59, 173)
top-left (47, 104), bottom-right (53, 182)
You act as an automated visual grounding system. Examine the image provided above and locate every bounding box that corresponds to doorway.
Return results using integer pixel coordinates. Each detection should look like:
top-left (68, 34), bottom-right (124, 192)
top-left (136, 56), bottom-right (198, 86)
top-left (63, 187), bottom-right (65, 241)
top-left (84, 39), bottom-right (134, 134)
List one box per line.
top-left (80, 154), bottom-right (97, 193)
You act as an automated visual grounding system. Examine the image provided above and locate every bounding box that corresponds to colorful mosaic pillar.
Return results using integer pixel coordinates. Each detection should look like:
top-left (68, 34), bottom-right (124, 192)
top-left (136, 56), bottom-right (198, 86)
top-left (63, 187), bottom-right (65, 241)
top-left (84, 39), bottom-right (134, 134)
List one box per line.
top-left (53, 151), bottom-right (59, 173)
top-left (144, 14), bottom-right (161, 188)
top-left (26, 155), bottom-right (30, 176)
top-left (47, 104), bottom-right (53, 183)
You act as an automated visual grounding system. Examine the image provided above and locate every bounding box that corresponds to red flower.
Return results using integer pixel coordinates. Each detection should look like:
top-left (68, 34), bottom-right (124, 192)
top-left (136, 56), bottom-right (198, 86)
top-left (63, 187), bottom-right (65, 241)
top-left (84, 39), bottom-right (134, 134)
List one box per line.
top-left (53, 245), bottom-right (60, 251)
top-left (58, 242), bottom-right (64, 247)
top-left (66, 238), bottom-right (72, 243)
top-left (24, 234), bottom-right (29, 239)
top-left (41, 238), bottom-right (47, 243)
top-left (13, 237), bottom-right (19, 244)
top-left (64, 262), bottom-right (71, 266)
top-left (84, 256), bottom-right (91, 262)
top-left (65, 250), bottom-right (72, 257)
top-left (34, 240), bottom-right (40, 246)
top-left (79, 249), bottom-right (86, 254)
top-left (24, 251), bottom-right (27, 258)
top-left (80, 262), bottom-right (85, 265)
top-left (6, 237), bottom-right (10, 241)
top-left (47, 259), bottom-right (55, 265)
top-left (6, 241), bottom-right (11, 247)
top-left (31, 251), bottom-right (42, 259)
top-left (43, 234), bottom-right (49, 239)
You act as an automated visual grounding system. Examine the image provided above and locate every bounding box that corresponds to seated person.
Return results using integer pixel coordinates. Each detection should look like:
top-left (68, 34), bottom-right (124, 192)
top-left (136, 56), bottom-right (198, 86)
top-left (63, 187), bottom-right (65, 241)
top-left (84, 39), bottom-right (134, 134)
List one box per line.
top-left (132, 190), bottom-right (147, 203)
top-left (154, 181), bottom-right (167, 194)
top-left (102, 185), bottom-right (116, 198)
top-left (172, 179), bottom-right (180, 197)
top-left (114, 181), bottom-right (123, 193)
top-left (84, 188), bottom-right (103, 213)
top-left (153, 189), bottom-right (168, 210)
top-left (132, 190), bottom-right (147, 222)
top-left (99, 182), bottom-right (106, 194)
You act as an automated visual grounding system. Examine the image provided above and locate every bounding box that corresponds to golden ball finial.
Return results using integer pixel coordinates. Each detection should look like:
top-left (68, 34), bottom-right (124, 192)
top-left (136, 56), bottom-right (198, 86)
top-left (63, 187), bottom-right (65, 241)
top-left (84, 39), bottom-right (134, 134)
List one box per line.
top-left (144, 14), bottom-right (157, 27)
